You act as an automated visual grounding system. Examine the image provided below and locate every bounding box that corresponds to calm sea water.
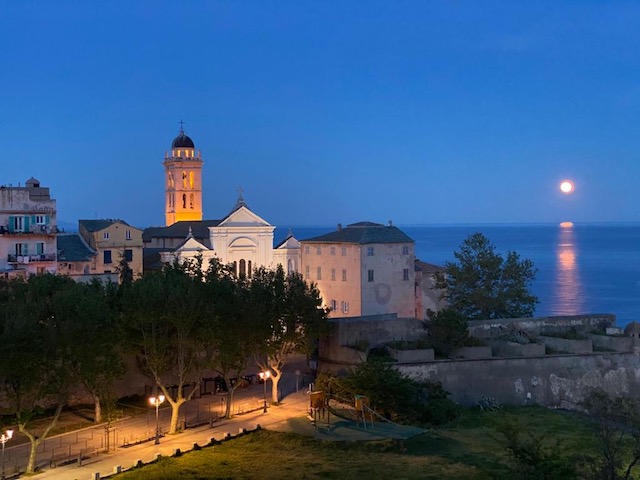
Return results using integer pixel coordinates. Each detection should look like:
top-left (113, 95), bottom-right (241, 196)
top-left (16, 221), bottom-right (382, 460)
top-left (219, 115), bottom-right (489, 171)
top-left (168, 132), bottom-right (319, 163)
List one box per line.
top-left (276, 224), bottom-right (640, 327)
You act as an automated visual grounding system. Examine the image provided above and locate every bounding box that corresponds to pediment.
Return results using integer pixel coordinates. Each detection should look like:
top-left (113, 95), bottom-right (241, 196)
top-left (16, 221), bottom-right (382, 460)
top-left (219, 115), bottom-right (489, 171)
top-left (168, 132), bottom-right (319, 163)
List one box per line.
top-left (175, 237), bottom-right (210, 253)
top-left (276, 236), bottom-right (300, 250)
top-left (217, 206), bottom-right (272, 228)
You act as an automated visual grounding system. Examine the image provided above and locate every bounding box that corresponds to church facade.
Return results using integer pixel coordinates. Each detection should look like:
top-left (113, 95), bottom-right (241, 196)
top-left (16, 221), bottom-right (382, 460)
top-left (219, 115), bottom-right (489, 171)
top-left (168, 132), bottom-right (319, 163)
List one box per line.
top-left (143, 128), bottom-right (300, 275)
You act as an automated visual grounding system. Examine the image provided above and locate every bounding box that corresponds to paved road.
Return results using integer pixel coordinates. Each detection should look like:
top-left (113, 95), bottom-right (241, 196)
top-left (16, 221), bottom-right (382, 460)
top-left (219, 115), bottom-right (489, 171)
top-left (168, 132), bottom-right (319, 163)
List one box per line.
top-left (3, 357), bottom-right (313, 480)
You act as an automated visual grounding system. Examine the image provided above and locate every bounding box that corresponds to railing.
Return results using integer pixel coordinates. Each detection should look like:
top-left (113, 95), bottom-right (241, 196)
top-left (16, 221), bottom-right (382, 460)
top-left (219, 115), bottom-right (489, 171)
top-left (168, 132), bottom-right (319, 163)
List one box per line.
top-left (0, 225), bottom-right (57, 235)
top-left (7, 254), bottom-right (56, 263)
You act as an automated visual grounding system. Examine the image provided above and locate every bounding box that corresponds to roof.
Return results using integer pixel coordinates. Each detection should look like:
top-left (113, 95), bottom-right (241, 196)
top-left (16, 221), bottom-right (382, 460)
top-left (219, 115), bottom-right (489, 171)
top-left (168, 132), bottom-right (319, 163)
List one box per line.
top-left (171, 128), bottom-right (195, 149)
top-left (301, 222), bottom-right (414, 245)
top-left (416, 260), bottom-right (444, 275)
top-left (142, 220), bottom-right (221, 242)
top-left (57, 233), bottom-right (96, 262)
top-left (79, 219), bottom-right (131, 232)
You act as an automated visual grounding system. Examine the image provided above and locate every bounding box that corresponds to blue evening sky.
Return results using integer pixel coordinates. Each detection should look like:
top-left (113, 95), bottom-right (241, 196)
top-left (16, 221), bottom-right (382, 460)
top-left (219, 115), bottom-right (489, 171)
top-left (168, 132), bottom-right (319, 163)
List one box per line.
top-left (1, 1), bottom-right (639, 229)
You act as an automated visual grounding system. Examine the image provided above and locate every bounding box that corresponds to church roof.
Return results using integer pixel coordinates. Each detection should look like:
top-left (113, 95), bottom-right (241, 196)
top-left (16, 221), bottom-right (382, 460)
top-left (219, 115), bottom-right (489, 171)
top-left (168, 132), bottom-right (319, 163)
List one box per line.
top-left (79, 219), bottom-right (131, 232)
top-left (301, 222), bottom-right (414, 245)
top-left (142, 220), bottom-right (220, 242)
top-left (171, 128), bottom-right (195, 149)
top-left (57, 233), bottom-right (96, 261)
top-left (274, 232), bottom-right (300, 249)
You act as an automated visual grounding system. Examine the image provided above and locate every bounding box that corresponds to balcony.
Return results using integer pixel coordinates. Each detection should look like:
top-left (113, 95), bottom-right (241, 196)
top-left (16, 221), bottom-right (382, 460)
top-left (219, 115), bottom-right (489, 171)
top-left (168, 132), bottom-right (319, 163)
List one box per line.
top-left (7, 253), bottom-right (56, 263)
top-left (0, 225), bottom-right (57, 235)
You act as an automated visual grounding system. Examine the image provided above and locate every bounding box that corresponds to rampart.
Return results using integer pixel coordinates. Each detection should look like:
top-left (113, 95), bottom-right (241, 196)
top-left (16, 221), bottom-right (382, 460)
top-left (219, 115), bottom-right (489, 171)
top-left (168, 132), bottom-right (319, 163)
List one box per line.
top-left (397, 352), bottom-right (640, 407)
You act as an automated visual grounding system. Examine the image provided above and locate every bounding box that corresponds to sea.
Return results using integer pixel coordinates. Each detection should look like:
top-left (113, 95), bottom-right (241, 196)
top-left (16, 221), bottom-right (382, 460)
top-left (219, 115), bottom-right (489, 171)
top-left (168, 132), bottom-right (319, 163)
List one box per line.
top-left (276, 224), bottom-right (640, 328)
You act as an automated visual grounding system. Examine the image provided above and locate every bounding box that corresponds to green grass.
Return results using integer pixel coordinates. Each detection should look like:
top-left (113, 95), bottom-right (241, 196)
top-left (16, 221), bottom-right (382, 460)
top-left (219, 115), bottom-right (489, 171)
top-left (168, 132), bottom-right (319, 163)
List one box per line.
top-left (113, 406), bottom-right (599, 480)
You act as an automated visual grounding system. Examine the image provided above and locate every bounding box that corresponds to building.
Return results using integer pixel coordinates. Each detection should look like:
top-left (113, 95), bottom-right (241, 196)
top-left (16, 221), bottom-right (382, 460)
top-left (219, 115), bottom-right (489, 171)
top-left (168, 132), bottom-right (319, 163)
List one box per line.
top-left (300, 222), bottom-right (416, 318)
top-left (77, 219), bottom-right (144, 279)
top-left (164, 126), bottom-right (203, 226)
top-left (144, 128), bottom-right (300, 275)
top-left (56, 233), bottom-right (118, 283)
top-left (0, 178), bottom-right (58, 277)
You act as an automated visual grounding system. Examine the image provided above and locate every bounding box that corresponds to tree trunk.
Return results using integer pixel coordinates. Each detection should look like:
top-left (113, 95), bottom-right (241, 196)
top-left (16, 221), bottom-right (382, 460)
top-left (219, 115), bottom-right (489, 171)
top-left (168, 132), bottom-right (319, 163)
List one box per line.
top-left (21, 402), bottom-right (64, 474)
top-left (270, 368), bottom-right (282, 404)
top-left (223, 375), bottom-right (238, 419)
top-left (26, 438), bottom-right (40, 475)
top-left (94, 393), bottom-right (102, 424)
top-left (168, 397), bottom-right (185, 434)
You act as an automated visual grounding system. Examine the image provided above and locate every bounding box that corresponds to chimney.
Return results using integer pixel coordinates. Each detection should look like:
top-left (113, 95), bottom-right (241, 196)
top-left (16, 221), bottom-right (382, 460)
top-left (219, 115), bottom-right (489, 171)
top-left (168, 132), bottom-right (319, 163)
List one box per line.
top-left (388, 220), bottom-right (393, 226)
top-left (337, 223), bottom-right (342, 231)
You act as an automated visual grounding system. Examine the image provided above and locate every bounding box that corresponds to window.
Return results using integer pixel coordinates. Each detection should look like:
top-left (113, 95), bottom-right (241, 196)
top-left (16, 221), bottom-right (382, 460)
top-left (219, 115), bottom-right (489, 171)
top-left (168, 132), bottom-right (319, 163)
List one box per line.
top-left (403, 268), bottom-right (410, 281)
top-left (341, 301), bottom-right (349, 314)
top-left (316, 246), bottom-right (322, 255)
top-left (248, 260), bottom-right (252, 278)
top-left (304, 246), bottom-right (310, 254)
top-left (341, 246), bottom-right (347, 256)
top-left (36, 242), bottom-right (44, 255)
top-left (182, 171), bottom-right (187, 188)
top-left (239, 259), bottom-right (246, 277)
top-left (15, 243), bottom-right (26, 255)
top-left (305, 266), bottom-right (310, 277)
top-left (189, 171), bottom-right (194, 189)
top-left (330, 246), bottom-right (336, 256)
top-left (125, 249), bottom-right (133, 262)
top-left (35, 215), bottom-right (46, 225)
top-left (368, 269), bottom-right (374, 282)
top-left (189, 193), bottom-right (194, 209)
top-left (13, 216), bottom-right (24, 232)
top-left (367, 247), bottom-right (374, 256)
top-left (331, 268), bottom-right (336, 281)
top-left (182, 194), bottom-right (187, 209)
top-left (342, 269), bottom-right (347, 281)
top-left (103, 232), bottom-right (110, 240)
top-left (330, 300), bottom-right (337, 311)
top-left (126, 230), bottom-right (132, 240)
top-left (317, 267), bottom-right (322, 280)
top-left (104, 250), bottom-right (112, 264)
top-left (402, 245), bottom-right (410, 255)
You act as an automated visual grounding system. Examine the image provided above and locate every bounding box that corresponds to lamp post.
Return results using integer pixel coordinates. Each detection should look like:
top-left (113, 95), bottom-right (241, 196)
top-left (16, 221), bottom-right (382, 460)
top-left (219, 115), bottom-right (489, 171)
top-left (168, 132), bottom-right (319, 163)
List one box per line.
top-left (0, 429), bottom-right (13, 480)
top-left (149, 394), bottom-right (165, 445)
top-left (258, 371), bottom-right (271, 413)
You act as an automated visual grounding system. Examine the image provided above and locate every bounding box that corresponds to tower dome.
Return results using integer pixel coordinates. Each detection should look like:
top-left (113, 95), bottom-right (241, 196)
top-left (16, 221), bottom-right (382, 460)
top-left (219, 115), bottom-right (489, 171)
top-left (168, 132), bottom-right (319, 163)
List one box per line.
top-left (171, 128), bottom-right (195, 149)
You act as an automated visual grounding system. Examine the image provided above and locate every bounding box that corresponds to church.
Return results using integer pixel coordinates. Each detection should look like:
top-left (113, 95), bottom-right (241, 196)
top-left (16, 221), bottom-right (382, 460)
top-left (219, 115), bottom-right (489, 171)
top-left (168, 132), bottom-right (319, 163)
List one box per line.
top-left (142, 127), bottom-right (300, 274)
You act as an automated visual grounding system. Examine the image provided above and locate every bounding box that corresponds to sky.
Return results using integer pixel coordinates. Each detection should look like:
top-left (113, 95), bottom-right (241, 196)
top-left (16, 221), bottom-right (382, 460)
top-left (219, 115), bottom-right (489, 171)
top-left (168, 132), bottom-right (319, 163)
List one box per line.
top-left (1, 1), bottom-right (639, 229)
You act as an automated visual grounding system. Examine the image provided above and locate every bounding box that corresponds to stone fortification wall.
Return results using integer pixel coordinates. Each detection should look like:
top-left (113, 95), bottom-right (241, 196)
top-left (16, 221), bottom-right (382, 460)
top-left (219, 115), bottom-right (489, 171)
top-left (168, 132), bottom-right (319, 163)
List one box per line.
top-left (398, 352), bottom-right (640, 407)
top-left (468, 314), bottom-right (615, 339)
top-left (319, 314), bottom-right (427, 366)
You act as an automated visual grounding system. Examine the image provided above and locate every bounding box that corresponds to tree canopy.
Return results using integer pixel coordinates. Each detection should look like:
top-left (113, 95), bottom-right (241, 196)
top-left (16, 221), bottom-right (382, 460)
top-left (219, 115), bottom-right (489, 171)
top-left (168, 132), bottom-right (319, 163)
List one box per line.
top-left (435, 232), bottom-right (538, 320)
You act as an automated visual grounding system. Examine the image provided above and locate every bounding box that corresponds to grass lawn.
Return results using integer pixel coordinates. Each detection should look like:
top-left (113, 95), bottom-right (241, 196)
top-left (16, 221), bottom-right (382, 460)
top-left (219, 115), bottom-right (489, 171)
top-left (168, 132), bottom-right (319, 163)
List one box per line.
top-left (113, 406), bottom-right (599, 480)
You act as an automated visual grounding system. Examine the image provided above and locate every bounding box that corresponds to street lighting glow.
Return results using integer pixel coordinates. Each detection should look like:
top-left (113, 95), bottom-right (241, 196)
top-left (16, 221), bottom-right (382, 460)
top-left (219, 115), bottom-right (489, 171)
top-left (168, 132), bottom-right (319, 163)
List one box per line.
top-left (149, 395), bottom-right (166, 445)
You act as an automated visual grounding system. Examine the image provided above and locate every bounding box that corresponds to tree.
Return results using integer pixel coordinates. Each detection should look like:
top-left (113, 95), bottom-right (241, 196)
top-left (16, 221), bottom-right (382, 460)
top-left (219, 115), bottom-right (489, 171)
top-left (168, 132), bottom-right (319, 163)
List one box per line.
top-left (0, 274), bottom-right (80, 474)
top-left (578, 390), bottom-right (640, 480)
top-left (121, 260), bottom-right (208, 434)
top-left (203, 260), bottom-right (257, 419)
top-left (251, 266), bottom-right (328, 404)
top-left (426, 308), bottom-right (472, 357)
top-left (435, 233), bottom-right (538, 320)
top-left (66, 280), bottom-right (125, 424)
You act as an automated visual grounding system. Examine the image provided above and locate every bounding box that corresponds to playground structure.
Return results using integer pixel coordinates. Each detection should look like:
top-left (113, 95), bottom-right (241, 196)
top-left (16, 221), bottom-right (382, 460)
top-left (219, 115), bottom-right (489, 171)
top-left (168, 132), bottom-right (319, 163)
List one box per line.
top-left (307, 390), bottom-right (388, 431)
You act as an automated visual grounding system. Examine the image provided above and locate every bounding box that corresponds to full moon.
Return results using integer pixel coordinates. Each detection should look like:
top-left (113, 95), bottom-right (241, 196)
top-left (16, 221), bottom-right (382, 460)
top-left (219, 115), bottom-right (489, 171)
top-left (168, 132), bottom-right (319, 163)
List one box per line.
top-left (560, 180), bottom-right (574, 194)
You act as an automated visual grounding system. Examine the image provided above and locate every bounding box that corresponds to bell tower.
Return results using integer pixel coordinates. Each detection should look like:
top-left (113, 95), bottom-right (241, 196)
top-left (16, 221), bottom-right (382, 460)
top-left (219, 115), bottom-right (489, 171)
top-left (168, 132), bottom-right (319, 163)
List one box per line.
top-left (164, 125), bottom-right (204, 226)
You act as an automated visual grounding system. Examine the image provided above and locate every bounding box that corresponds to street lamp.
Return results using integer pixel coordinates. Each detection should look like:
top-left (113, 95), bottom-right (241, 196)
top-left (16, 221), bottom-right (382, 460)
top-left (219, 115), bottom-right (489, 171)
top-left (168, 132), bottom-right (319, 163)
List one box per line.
top-left (0, 429), bottom-right (13, 480)
top-left (149, 394), bottom-right (166, 445)
top-left (258, 371), bottom-right (271, 413)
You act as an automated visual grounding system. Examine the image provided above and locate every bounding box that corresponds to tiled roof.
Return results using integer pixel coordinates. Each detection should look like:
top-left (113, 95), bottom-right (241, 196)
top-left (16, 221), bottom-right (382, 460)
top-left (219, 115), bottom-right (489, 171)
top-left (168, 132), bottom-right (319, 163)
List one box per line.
top-left (416, 260), bottom-right (444, 275)
top-left (79, 219), bottom-right (131, 232)
top-left (57, 233), bottom-right (96, 262)
top-left (142, 220), bottom-right (220, 242)
top-left (301, 222), bottom-right (414, 245)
